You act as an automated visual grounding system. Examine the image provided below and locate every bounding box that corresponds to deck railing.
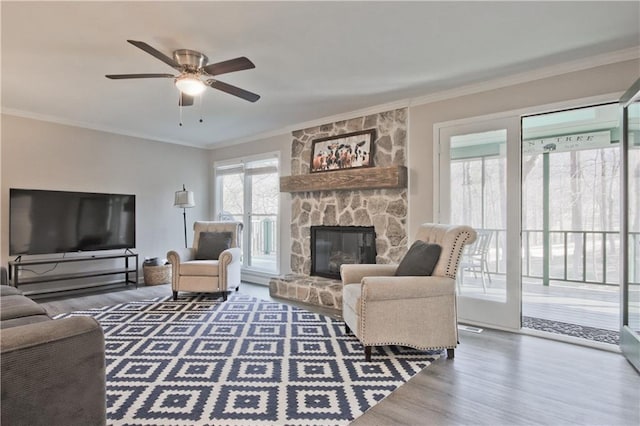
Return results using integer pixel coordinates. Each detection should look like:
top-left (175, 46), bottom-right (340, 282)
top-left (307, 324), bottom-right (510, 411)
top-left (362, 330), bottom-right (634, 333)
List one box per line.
top-left (222, 213), bottom-right (278, 259)
top-left (223, 216), bottom-right (639, 285)
top-left (249, 214), bottom-right (278, 257)
top-left (481, 228), bottom-right (639, 286)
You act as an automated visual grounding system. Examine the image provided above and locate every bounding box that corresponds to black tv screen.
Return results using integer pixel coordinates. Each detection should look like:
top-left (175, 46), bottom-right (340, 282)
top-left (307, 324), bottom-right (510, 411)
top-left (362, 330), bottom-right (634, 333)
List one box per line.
top-left (10, 188), bottom-right (136, 255)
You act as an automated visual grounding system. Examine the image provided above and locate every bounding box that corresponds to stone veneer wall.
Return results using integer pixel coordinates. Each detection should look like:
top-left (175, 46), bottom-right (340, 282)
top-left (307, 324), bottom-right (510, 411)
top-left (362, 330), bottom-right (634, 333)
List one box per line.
top-left (290, 108), bottom-right (408, 275)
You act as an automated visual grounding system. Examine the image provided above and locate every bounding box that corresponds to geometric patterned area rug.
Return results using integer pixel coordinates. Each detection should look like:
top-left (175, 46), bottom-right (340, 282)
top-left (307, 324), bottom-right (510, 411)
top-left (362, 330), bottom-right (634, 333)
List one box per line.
top-left (56, 293), bottom-right (440, 425)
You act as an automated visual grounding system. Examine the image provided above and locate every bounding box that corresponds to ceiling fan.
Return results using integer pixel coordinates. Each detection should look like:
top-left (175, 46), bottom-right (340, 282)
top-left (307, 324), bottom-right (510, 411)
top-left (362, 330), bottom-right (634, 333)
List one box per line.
top-left (106, 40), bottom-right (260, 105)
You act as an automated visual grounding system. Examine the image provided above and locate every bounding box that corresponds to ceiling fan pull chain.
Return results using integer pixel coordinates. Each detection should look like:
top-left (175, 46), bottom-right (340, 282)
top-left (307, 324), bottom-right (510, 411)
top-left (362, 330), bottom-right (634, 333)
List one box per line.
top-left (178, 92), bottom-right (183, 127)
top-left (199, 96), bottom-right (204, 123)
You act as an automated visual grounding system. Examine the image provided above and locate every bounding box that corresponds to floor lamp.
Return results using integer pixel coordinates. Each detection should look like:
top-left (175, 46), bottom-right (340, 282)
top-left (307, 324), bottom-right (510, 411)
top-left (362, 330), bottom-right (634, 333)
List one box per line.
top-left (174, 184), bottom-right (195, 248)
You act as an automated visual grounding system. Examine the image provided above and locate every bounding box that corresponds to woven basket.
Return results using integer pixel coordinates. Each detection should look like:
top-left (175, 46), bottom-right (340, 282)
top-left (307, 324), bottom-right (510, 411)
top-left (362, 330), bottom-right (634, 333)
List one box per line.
top-left (143, 264), bottom-right (172, 286)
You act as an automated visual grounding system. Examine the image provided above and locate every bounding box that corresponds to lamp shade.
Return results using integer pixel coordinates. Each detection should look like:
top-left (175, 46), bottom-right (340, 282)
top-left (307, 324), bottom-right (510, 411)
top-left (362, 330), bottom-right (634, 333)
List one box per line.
top-left (174, 189), bottom-right (195, 208)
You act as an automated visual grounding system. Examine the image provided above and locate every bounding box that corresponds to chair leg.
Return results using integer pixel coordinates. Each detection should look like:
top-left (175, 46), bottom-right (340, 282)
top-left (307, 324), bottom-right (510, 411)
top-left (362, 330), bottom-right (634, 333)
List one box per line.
top-left (447, 348), bottom-right (455, 359)
top-left (484, 259), bottom-right (492, 283)
top-left (345, 324), bottom-right (351, 334)
top-left (172, 291), bottom-right (178, 301)
top-left (222, 292), bottom-right (228, 302)
top-left (364, 346), bottom-right (372, 362)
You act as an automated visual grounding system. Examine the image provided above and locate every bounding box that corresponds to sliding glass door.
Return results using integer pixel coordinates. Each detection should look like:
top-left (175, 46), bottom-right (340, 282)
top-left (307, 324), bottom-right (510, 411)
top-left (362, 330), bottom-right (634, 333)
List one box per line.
top-left (521, 103), bottom-right (623, 343)
top-left (439, 87), bottom-right (640, 354)
top-left (215, 155), bottom-right (280, 274)
top-left (620, 78), bottom-right (640, 371)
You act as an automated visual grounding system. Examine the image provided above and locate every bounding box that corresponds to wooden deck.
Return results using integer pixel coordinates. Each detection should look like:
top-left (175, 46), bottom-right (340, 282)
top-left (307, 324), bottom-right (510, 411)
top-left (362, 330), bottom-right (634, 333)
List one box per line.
top-left (457, 273), bottom-right (637, 332)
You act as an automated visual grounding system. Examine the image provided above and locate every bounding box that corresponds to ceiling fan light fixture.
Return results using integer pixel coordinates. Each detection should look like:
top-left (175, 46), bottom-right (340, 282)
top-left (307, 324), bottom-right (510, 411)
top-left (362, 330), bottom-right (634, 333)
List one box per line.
top-left (108, 41), bottom-right (259, 102)
top-left (175, 74), bottom-right (206, 96)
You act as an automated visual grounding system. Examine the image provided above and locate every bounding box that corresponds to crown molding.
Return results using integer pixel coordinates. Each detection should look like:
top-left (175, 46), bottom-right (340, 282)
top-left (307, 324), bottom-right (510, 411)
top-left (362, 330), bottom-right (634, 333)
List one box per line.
top-left (207, 98), bottom-right (411, 150)
top-left (1, 108), bottom-right (205, 149)
top-left (206, 127), bottom-right (292, 150)
top-left (408, 46), bottom-right (640, 107)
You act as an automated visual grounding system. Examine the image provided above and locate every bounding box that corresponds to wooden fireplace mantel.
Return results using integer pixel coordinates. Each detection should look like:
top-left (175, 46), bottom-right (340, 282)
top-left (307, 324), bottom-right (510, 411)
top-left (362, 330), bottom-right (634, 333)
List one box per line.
top-left (280, 165), bottom-right (407, 193)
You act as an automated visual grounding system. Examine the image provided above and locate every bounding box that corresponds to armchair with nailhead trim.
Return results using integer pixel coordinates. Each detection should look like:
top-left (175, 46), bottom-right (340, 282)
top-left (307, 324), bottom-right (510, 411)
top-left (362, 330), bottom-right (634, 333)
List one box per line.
top-left (167, 221), bottom-right (242, 301)
top-left (341, 223), bottom-right (476, 361)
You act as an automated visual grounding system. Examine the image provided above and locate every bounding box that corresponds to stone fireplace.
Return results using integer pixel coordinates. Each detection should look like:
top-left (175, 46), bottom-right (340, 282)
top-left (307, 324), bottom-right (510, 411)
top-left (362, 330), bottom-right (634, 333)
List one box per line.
top-left (269, 108), bottom-right (408, 312)
top-left (310, 226), bottom-right (376, 279)
top-left (290, 108), bottom-right (408, 275)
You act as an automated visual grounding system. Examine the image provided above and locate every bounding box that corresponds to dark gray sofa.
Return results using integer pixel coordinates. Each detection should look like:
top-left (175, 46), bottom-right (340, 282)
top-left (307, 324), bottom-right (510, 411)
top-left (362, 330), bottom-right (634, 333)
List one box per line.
top-left (1, 285), bottom-right (106, 426)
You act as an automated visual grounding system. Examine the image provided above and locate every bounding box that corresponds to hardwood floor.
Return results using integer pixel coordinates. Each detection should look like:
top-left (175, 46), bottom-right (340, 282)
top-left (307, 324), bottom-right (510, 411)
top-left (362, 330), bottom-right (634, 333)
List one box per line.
top-left (37, 283), bottom-right (178, 316)
top-left (38, 282), bottom-right (640, 426)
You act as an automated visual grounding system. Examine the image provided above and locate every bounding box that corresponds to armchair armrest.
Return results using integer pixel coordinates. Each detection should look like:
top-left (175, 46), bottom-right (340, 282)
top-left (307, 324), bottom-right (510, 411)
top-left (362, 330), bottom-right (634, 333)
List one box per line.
top-left (167, 248), bottom-right (195, 290)
top-left (361, 276), bottom-right (455, 301)
top-left (341, 264), bottom-right (398, 285)
top-left (219, 247), bottom-right (242, 290)
top-left (167, 247), bottom-right (195, 265)
top-left (219, 247), bottom-right (241, 266)
top-left (1, 316), bottom-right (106, 425)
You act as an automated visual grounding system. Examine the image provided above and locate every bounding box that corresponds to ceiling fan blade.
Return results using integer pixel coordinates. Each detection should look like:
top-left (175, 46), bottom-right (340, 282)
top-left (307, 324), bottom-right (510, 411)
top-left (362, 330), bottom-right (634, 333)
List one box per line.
top-left (203, 57), bottom-right (255, 76)
top-left (105, 73), bottom-right (174, 79)
top-left (180, 93), bottom-right (194, 107)
top-left (127, 40), bottom-right (181, 70)
top-left (206, 80), bottom-right (260, 103)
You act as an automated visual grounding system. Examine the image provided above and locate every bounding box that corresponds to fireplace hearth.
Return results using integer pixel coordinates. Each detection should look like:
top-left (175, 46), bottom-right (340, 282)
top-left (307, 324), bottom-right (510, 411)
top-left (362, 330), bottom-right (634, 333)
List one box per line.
top-left (311, 226), bottom-right (376, 279)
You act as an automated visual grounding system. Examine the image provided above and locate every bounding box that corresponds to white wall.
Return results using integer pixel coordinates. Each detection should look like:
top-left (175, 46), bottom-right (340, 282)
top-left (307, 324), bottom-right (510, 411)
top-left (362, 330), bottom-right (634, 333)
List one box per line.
top-left (406, 59), bottom-right (640, 237)
top-left (209, 133), bottom-right (292, 282)
top-left (1, 114), bottom-right (211, 279)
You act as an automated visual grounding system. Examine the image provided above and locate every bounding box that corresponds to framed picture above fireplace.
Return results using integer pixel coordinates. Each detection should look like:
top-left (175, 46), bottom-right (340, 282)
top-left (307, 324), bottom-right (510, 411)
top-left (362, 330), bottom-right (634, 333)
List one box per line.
top-left (310, 129), bottom-right (376, 173)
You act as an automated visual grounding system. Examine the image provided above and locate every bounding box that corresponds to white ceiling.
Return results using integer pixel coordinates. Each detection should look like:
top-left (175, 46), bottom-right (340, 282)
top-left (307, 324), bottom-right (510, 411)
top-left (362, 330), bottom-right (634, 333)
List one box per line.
top-left (2, 1), bottom-right (639, 149)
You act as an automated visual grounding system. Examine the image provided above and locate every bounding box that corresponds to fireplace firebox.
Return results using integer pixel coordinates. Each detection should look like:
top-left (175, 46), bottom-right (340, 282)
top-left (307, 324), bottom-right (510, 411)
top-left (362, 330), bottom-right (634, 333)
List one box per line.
top-left (310, 226), bottom-right (376, 279)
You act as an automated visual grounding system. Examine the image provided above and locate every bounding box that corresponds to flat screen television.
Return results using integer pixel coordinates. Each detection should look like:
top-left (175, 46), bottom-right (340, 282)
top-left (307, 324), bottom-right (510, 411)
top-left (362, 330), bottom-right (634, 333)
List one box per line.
top-left (10, 188), bottom-right (136, 256)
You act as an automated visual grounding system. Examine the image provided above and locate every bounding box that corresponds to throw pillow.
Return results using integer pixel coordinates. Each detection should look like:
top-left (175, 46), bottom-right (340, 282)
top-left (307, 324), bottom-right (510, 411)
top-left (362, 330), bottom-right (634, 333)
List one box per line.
top-left (395, 240), bottom-right (442, 276)
top-left (195, 231), bottom-right (233, 260)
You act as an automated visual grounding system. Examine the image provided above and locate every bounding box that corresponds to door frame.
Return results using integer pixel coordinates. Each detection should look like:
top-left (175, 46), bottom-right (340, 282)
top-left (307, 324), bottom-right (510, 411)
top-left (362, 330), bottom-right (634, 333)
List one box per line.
top-left (436, 116), bottom-right (521, 331)
top-left (213, 152), bottom-right (281, 276)
top-left (433, 92), bottom-right (623, 332)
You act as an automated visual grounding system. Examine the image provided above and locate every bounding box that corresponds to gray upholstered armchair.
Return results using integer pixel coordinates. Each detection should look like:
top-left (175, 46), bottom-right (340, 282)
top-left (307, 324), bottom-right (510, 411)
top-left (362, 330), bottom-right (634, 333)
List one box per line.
top-left (341, 223), bottom-right (477, 361)
top-left (167, 221), bottom-right (242, 301)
